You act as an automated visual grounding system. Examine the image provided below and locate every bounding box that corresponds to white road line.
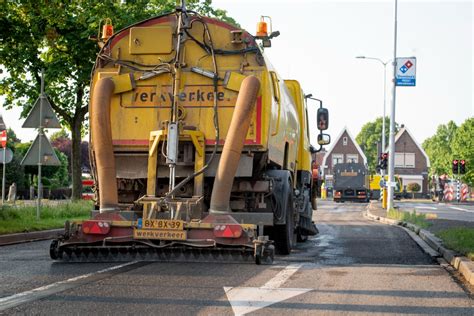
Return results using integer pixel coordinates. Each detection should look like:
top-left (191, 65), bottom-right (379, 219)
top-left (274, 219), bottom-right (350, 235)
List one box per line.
top-left (415, 206), bottom-right (437, 210)
top-left (449, 206), bottom-right (470, 212)
top-left (225, 264), bottom-right (311, 315)
top-left (0, 261), bottom-right (138, 311)
top-left (262, 263), bottom-right (303, 289)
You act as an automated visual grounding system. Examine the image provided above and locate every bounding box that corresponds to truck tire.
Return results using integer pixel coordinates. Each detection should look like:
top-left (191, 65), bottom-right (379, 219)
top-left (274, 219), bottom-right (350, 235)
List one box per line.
top-left (274, 188), bottom-right (296, 255)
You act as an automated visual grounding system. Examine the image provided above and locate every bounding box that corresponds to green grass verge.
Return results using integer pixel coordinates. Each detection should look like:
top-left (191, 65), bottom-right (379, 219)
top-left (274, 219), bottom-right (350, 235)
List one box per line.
top-left (387, 208), bottom-right (431, 229)
top-left (0, 200), bottom-right (92, 235)
top-left (436, 228), bottom-right (474, 261)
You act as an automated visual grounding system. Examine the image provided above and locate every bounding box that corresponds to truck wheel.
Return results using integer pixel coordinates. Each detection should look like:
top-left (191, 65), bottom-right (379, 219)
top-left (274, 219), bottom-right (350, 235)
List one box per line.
top-left (274, 189), bottom-right (296, 255)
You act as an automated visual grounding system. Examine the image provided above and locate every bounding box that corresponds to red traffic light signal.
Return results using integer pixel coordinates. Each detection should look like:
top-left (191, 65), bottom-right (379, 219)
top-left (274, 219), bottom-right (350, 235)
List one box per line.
top-left (460, 159), bottom-right (466, 174)
top-left (379, 152), bottom-right (388, 170)
top-left (452, 159), bottom-right (459, 174)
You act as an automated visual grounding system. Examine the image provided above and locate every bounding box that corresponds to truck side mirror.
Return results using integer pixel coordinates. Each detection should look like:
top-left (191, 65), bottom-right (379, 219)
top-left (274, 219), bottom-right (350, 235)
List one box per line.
top-left (317, 108), bottom-right (329, 131)
top-left (317, 133), bottom-right (331, 145)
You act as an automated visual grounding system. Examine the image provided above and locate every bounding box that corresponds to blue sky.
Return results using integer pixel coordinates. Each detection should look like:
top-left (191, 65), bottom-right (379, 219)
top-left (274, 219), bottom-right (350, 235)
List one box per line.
top-left (1, 0), bottom-right (472, 146)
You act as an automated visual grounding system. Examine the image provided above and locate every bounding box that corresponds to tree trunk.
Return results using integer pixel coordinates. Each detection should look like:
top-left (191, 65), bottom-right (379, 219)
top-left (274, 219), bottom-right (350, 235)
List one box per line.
top-left (70, 115), bottom-right (83, 200)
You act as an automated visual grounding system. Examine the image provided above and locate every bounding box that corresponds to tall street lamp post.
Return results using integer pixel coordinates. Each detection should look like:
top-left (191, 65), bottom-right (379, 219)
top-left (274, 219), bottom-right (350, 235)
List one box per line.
top-left (387, 0), bottom-right (399, 211)
top-left (355, 56), bottom-right (390, 154)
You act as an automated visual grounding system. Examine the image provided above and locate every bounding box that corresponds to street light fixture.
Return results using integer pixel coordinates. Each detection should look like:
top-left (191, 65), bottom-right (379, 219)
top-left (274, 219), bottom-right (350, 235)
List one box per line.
top-left (355, 56), bottom-right (391, 153)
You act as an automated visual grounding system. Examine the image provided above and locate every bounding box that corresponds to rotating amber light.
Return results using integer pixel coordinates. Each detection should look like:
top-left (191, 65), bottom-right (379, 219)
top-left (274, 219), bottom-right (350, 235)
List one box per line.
top-left (256, 18), bottom-right (268, 37)
top-left (102, 18), bottom-right (114, 40)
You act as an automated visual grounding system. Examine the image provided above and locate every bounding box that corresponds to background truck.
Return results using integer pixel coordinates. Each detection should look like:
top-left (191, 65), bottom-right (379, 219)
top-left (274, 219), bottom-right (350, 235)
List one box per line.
top-left (333, 163), bottom-right (369, 202)
top-left (49, 3), bottom-right (330, 264)
top-left (368, 175), bottom-right (402, 200)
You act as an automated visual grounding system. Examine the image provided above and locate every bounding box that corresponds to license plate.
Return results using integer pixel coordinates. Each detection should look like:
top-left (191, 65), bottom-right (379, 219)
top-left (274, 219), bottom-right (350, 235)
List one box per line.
top-left (133, 229), bottom-right (187, 241)
top-left (139, 219), bottom-right (184, 230)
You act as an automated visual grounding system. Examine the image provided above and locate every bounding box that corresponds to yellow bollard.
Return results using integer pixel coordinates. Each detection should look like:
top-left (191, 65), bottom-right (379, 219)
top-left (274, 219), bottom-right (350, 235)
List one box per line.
top-left (382, 187), bottom-right (387, 209)
top-left (321, 183), bottom-right (326, 200)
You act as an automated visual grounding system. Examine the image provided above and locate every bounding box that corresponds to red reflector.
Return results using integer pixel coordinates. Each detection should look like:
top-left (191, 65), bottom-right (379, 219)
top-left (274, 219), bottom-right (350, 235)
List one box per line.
top-left (213, 224), bottom-right (242, 238)
top-left (82, 221), bottom-right (111, 235)
top-left (223, 226), bottom-right (234, 238)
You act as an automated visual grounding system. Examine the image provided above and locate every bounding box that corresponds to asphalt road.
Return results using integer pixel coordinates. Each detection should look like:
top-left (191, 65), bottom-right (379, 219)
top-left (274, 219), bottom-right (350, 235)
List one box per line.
top-left (1, 201), bottom-right (472, 315)
top-left (396, 201), bottom-right (474, 222)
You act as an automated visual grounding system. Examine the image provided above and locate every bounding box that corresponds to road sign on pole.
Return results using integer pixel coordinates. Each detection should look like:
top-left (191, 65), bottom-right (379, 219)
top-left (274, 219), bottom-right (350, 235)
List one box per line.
top-left (22, 96), bottom-right (61, 129)
top-left (0, 130), bottom-right (6, 148)
top-left (0, 115), bottom-right (6, 131)
top-left (395, 57), bottom-right (416, 86)
top-left (0, 148), bottom-right (13, 164)
top-left (21, 134), bottom-right (61, 166)
top-left (21, 69), bottom-right (61, 219)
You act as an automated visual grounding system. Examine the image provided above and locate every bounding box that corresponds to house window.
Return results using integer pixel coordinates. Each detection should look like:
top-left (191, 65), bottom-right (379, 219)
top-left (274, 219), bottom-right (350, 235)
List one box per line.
top-left (343, 137), bottom-right (348, 146)
top-left (395, 152), bottom-right (415, 168)
top-left (332, 154), bottom-right (343, 167)
top-left (346, 154), bottom-right (358, 163)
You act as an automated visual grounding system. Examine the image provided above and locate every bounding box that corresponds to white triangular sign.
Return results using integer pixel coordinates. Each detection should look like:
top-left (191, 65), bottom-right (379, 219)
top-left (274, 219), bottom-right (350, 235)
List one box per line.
top-left (22, 95), bottom-right (61, 128)
top-left (20, 134), bottom-right (61, 166)
top-left (224, 286), bottom-right (311, 315)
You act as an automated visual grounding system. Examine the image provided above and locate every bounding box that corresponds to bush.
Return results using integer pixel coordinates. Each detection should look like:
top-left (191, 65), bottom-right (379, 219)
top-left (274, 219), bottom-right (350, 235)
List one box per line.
top-left (407, 182), bottom-right (421, 192)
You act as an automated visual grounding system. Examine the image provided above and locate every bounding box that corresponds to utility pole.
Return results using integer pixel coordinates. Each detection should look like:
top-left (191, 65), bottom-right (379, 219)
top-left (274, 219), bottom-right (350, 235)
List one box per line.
top-left (387, 0), bottom-right (398, 211)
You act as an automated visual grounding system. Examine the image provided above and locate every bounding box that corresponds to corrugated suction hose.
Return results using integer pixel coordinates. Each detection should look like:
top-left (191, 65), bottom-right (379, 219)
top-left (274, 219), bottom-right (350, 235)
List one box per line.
top-left (210, 76), bottom-right (260, 213)
top-left (91, 78), bottom-right (118, 212)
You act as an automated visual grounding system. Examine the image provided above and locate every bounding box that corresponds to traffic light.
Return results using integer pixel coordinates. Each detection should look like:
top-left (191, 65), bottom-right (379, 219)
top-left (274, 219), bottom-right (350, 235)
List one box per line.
top-left (460, 159), bottom-right (466, 174)
top-left (452, 159), bottom-right (459, 174)
top-left (380, 153), bottom-right (388, 170)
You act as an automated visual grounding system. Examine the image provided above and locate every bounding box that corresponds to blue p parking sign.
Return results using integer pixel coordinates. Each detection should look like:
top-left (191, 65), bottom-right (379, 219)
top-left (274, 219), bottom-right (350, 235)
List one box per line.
top-left (396, 57), bottom-right (416, 86)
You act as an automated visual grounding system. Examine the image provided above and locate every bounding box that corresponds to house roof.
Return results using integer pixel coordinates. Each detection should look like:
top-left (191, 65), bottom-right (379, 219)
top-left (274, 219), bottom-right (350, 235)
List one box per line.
top-left (321, 126), bottom-right (368, 171)
top-left (390, 126), bottom-right (431, 167)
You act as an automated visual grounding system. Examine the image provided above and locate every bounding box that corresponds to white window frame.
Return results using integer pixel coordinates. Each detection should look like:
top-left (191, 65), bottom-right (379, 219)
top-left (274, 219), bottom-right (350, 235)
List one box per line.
top-left (346, 154), bottom-right (358, 163)
top-left (395, 152), bottom-right (415, 168)
top-left (342, 137), bottom-right (348, 146)
top-left (405, 153), bottom-right (415, 168)
top-left (332, 154), bottom-right (344, 167)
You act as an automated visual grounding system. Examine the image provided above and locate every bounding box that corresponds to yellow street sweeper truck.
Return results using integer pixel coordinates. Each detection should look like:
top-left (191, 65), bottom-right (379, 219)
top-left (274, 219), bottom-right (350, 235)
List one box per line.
top-left (50, 3), bottom-right (330, 264)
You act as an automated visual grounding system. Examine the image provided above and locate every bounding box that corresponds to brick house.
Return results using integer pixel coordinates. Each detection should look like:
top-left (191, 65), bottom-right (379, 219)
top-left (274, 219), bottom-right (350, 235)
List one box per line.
top-left (390, 125), bottom-right (430, 196)
top-left (321, 127), bottom-right (367, 188)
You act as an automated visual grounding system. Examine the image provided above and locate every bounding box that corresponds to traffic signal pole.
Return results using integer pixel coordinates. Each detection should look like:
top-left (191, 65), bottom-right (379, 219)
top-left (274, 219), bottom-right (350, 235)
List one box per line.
top-left (387, 0), bottom-right (398, 211)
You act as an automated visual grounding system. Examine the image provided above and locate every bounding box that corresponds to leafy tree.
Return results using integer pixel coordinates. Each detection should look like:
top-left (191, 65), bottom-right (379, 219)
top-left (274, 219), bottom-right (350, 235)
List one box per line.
top-left (6, 128), bottom-right (21, 147)
top-left (50, 129), bottom-right (70, 142)
top-left (51, 131), bottom-right (90, 175)
top-left (356, 117), bottom-right (398, 173)
top-left (0, 0), bottom-right (236, 199)
top-left (451, 118), bottom-right (474, 186)
top-left (422, 121), bottom-right (458, 178)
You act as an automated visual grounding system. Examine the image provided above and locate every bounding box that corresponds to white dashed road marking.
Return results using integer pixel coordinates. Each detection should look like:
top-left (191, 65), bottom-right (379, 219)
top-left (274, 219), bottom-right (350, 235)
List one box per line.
top-left (0, 261), bottom-right (139, 311)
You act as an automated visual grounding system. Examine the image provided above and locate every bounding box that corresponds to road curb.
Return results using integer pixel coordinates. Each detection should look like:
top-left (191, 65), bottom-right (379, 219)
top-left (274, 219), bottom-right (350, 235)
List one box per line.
top-left (364, 202), bottom-right (474, 286)
top-left (0, 229), bottom-right (62, 246)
